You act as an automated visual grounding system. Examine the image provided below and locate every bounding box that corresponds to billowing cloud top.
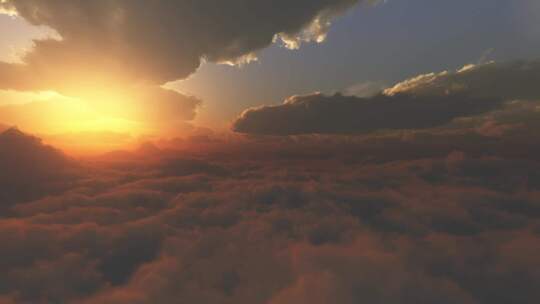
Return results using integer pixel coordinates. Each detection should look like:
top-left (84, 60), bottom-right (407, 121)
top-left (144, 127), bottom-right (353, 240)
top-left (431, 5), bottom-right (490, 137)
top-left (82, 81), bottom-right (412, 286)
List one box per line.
top-left (0, 0), bottom-right (366, 91)
top-left (1, 2), bottom-right (539, 302)
top-left (1, 119), bottom-right (540, 303)
top-left (0, 128), bottom-right (74, 212)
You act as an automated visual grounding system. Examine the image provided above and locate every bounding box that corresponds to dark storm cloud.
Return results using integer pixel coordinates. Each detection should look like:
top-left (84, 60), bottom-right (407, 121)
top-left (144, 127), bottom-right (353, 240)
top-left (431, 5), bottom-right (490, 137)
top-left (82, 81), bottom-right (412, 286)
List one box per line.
top-left (233, 61), bottom-right (540, 135)
top-left (0, 0), bottom-right (368, 89)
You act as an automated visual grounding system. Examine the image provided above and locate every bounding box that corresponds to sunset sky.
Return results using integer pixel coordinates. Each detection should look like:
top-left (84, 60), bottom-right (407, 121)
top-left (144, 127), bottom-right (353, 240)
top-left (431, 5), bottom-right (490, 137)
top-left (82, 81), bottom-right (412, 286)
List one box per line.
top-left (1, 0), bottom-right (539, 152)
top-left (1, 1), bottom-right (540, 303)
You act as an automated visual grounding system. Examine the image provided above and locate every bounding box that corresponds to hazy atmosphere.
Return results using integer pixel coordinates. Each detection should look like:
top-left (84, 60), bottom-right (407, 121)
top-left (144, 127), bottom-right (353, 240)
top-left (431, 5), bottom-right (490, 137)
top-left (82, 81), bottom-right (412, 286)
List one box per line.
top-left (1, 1), bottom-right (540, 303)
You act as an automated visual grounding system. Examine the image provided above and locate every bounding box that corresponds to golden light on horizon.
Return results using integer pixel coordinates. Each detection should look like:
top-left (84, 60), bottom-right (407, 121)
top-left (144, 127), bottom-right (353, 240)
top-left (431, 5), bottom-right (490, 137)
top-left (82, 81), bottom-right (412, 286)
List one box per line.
top-left (0, 51), bottom-right (201, 154)
top-left (0, 88), bottom-right (159, 154)
top-left (0, 11), bottom-right (203, 155)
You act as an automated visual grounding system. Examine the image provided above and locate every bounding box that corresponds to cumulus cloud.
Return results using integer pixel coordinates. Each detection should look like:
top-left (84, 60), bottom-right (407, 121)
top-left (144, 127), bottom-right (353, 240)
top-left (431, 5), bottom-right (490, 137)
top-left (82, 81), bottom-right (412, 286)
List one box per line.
top-left (0, 124), bottom-right (539, 303)
top-left (1, 3), bottom-right (538, 302)
top-left (0, 0), bottom-right (367, 90)
top-left (233, 61), bottom-right (540, 135)
top-left (233, 92), bottom-right (500, 135)
top-left (384, 61), bottom-right (540, 99)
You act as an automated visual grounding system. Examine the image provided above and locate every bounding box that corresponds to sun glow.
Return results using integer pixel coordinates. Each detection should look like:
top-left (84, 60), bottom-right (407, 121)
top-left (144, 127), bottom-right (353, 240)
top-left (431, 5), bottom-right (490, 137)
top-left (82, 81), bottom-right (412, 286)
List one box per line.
top-left (0, 88), bottom-right (156, 154)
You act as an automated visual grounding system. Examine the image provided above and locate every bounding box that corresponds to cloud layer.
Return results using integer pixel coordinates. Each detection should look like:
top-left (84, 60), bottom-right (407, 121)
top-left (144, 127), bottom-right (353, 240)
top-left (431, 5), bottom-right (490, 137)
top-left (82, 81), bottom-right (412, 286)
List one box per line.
top-left (1, 115), bottom-right (540, 303)
top-left (0, 3), bottom-right (539, 302)
top-left (233, 61), bottom-right (540, 135)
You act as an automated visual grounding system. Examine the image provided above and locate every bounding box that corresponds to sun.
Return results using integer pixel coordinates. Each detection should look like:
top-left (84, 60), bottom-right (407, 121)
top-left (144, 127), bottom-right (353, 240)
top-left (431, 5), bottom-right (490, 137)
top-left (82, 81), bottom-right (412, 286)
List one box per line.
top-left (0, 88), bottom-right (155, 154)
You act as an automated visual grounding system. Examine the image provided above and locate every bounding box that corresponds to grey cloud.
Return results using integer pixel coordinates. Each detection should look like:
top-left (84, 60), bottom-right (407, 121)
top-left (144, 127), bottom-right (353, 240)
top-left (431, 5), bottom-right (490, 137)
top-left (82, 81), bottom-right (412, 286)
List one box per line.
top-left (0, 0), bottom-right (367, 90)
top-left (233, 61), bottom-right (540, 135)
top-left (384, 61), bottom-right (540, 100)
top-left (233, 92), bottom-right (501, 135)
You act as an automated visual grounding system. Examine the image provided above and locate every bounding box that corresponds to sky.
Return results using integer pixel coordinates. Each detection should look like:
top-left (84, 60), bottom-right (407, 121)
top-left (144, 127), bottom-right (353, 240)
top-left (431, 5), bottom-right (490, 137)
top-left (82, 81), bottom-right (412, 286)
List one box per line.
top-left (0, 0), bottom-right (539, 147)
top-left (175, 0), bottom-right (540, 126)
top-left (1, 1), bottom-right (540, 303)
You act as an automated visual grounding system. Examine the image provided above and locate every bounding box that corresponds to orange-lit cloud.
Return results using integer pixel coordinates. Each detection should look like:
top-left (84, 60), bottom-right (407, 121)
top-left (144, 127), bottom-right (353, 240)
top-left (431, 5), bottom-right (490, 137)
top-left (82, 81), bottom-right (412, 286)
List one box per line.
top-left (0, 85), bottom-right (201, 153)
top-left (1, 1), bottom-right (539, 303)
top-left (1, 115), bottom-right (540, 303)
